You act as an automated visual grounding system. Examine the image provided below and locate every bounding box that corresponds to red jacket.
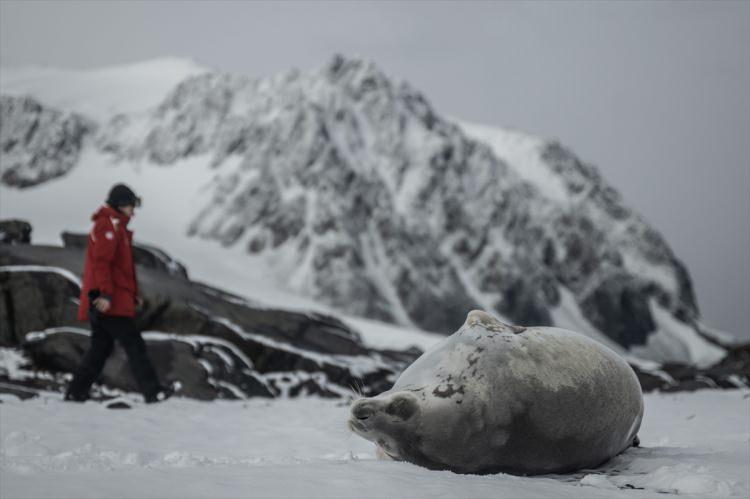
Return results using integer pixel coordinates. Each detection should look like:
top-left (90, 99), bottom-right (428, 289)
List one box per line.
top-left (77, 204), bottom-right (139, 321)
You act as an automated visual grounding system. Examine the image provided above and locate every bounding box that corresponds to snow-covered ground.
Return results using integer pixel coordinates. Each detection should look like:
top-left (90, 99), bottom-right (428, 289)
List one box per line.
top-left (1, 389), bottom-right (748, 499)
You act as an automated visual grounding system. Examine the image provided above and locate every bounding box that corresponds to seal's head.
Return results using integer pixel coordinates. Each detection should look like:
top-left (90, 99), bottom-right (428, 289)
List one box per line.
top-left (348, 391), bottom-right (421, 460)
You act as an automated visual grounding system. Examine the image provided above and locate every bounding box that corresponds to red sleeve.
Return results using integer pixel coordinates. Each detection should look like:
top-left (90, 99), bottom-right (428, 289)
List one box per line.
top-left (91, 219), bottom-right (117, 297)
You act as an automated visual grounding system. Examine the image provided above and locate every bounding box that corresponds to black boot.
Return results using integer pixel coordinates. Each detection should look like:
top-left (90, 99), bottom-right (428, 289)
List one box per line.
top-left (145, 383), bottom-right (177, 404)
top-left (63, 390), bottom-right (88, 402)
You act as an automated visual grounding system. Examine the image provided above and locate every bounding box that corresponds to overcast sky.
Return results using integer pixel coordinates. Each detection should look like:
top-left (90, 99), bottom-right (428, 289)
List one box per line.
top-left (1, 0), bottom-right (748, 339)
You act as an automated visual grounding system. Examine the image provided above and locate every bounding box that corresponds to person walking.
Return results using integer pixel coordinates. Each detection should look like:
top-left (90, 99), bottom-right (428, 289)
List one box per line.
top-left (65, 183), bottom-right (171, 403)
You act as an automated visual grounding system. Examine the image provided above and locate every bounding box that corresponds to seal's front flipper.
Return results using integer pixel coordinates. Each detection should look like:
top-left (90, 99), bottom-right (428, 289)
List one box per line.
top-left (632, 435), bottom-right (640, 448)
top-left (375, 445), bottom-right (394, 461)
top-left (105, 397), bottom-right (133, 410)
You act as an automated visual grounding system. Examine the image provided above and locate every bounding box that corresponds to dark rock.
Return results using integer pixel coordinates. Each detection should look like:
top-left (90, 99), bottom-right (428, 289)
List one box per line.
top-left (0, 269), bottom-right (80, 347)
top-left (660, 379), bottom-right (717, 393)
top-left (703, 343), bottom-right (750, 386)
top-left (580, 275), bottom-right (656, 348)
top-left (629, 345), bottom-right (750, 393)
top-left (630, 364), bottom-right (671, 392)
top-left (661, 362), bottom-right (699, 382)
top-left (0, 219), bottom-right (32, 244)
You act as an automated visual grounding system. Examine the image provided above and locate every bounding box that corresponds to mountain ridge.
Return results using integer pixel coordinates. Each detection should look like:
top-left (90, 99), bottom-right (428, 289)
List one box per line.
top-left (0, 54), bottom-right (726, 367)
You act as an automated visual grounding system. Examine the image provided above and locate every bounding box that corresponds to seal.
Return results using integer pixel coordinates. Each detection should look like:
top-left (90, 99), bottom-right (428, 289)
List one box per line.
top-left (348, 310), bottom-right (643, 475)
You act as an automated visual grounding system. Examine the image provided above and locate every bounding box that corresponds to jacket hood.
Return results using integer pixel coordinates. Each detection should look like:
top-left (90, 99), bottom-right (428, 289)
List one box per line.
top-left (92, 204), bottom-right (131, 226)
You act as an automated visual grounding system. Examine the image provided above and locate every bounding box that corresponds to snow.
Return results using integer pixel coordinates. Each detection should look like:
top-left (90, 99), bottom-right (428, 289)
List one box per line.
top-left (443, 241), bottom-right (515, 326)
top-left (358, 225), bottom-right (419, 329)
top-left (699, 325), bottom-right (743, 347)
top-left (343, 316), bottom-right (442, 352)
top-left (0, 389), bottom-right (747, 498)
top-left (458, 120), bottom-right (570, 202)
top-left (629, 301), bottom-right (726, 368)
top-left (0, 58), bottom-right (209, 122)
top-left (0, 349), bottom-right (30, 380)
top-left (620, 251), bottom-right (681, 301)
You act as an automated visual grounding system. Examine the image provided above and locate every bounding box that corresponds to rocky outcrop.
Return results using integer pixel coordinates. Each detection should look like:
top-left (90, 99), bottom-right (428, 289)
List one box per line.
top-left (0, 219), bottom-right (32, 244)
top-left (0, 266), bottom-right (80, 347)
top-left (0, 233), bottom-right (418, 400)
top-left (631, 347), bottom-right (750, 392)
top-left (0, 96), bottom-right (95, 187)
top-left (23, 329), bottom-right (275, 400)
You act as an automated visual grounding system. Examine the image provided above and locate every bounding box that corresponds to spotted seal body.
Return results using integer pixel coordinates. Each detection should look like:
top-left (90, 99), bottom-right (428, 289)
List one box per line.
top-left (349, 310), bottom-right (643, 475)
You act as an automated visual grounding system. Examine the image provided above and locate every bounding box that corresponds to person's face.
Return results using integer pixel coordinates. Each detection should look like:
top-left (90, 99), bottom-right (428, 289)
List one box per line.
top-left (119, 205), bottom-right (135, 217)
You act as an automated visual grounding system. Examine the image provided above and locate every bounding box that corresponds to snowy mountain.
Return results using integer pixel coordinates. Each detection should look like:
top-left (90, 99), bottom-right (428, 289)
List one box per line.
top-left (0, 55), bottom-right (727, 367)
top-left (0, 96), bottom-right (95, 186)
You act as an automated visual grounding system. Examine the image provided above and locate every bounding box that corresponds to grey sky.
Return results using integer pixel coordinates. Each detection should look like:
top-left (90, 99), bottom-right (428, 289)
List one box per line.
top-left (1, 0), bottom-right (748, 339)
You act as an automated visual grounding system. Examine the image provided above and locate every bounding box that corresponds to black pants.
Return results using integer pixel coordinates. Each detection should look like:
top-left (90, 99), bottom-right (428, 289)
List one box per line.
top-left (67, 314), bottom-right (161, 401)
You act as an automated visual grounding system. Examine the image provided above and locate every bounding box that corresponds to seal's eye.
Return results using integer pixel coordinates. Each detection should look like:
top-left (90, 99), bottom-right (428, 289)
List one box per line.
top-left (385, 396), bottom-right (417, 421)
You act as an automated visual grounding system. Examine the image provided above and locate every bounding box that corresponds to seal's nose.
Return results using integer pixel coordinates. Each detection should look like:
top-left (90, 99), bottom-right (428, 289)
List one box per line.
top-left (351, 400), bottom-right (375, 420)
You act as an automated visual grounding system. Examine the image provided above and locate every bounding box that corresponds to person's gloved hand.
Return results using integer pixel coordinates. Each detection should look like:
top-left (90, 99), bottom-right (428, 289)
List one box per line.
top-left (94, 297), bottom-right (111, 313)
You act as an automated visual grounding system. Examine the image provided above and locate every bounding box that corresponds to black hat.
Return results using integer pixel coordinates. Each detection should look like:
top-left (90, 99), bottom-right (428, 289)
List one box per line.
top-left (106, 183), bottom-right (142, 208)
